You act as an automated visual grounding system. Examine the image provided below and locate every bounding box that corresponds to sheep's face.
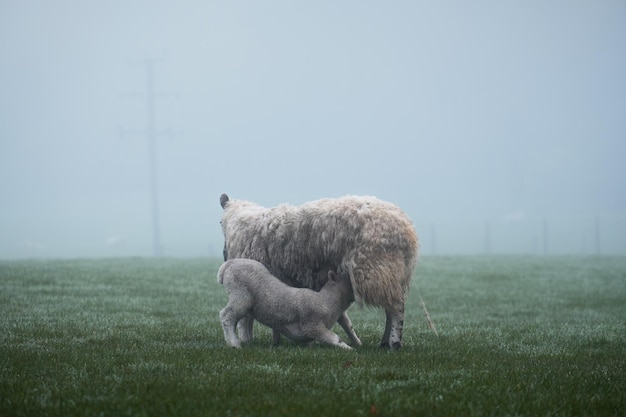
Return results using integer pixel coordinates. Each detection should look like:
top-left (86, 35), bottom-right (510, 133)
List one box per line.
top-left (219, 218), bottom-right (228, 261)
top-left (219, 193), bottom-right (230, 260)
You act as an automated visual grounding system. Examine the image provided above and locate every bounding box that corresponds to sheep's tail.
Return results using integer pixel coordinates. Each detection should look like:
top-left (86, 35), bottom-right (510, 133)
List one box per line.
top-left (344, 260), bottom-right (364, 307)
top-left (217, 262), bottom-right (227, 285)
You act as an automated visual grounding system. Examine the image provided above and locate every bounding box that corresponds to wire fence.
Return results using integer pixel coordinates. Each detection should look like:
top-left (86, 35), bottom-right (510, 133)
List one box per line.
top-left (415, 213), bottom-right (626, 256)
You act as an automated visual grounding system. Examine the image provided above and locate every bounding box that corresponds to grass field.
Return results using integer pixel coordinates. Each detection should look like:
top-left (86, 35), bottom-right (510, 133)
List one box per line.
top-left (1, 256), bottom-right (624, 416)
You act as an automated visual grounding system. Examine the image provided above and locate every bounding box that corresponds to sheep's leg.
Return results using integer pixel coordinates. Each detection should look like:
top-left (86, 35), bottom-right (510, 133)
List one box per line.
top-left (380, 304), bottom-right (404, 350)
top-left (219, 306), bottom-right (241, 348)
top-left (337, 312), bottom-right (362, 347)
top-left (308, 325), bottom-right (353, 350)
top-left (236, 315), bottom-right (254, 344)
top-left (380, 312), bottom-right (392, 348)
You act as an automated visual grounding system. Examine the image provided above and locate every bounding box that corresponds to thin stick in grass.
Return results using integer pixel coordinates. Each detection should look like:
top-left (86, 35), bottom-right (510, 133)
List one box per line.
top-left (418, 293), bottom-right (438, 336)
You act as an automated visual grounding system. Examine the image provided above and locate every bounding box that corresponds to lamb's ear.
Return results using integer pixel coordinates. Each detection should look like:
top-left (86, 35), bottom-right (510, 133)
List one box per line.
top-left (328, 270), bottom-right (337, 282)
top-left (220, 193), bottom-right (230, 209)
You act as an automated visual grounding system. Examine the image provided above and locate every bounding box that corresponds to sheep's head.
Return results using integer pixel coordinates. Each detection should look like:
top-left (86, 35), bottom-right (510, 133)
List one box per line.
top-left (219, 193), bottom-right (230, 260)
top-left (220, 193), bottom-right (230, 209)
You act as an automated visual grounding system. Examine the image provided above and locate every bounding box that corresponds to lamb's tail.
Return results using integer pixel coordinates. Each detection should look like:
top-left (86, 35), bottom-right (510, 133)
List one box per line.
top-left (217, 261), bottom-right (228, 285)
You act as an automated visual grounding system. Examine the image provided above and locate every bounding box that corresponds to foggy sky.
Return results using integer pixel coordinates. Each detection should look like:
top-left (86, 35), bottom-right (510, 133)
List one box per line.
top-left (1, 1), bottom-right (625, 258)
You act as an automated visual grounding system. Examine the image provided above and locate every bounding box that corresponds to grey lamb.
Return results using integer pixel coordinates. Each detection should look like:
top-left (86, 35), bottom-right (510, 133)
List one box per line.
top-left (218, 258), bottom-right (357, 349)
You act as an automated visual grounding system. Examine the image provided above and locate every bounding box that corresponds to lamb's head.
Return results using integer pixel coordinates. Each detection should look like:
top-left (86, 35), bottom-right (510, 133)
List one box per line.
top-left (326, 270), bottom-right (355, 303)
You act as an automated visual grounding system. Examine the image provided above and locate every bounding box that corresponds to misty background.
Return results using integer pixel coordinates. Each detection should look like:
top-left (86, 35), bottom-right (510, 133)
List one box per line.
top-left (1, 1), bottom-right (625, 259)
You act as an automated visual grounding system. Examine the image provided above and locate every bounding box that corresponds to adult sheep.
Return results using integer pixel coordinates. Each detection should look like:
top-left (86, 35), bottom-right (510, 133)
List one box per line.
top-left (219, 193), bottom-right (419, 349)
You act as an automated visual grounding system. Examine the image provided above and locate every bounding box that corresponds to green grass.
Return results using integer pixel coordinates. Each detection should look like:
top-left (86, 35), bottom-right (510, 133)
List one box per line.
top-left (1, 256), bottom-right (624, 416)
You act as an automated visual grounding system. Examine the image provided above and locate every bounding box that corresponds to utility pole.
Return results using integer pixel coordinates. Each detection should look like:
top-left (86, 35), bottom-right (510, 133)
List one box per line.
top-left (121, 58), bottom-right (177, 257)
top-left (542, 218), bottom-right (549, 256)
top-left (594, 216), bottom-right (601, 256)
top-left (430, 224), bottom-right (437, 255)
top-left (145, 60), bottom-right (162, 257)
top-left (484, 221), bottom-right (491, 255)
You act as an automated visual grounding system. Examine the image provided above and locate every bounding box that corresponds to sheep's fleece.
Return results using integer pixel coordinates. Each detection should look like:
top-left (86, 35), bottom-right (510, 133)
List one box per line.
top-left (219, 194), bottom-right (419, 349)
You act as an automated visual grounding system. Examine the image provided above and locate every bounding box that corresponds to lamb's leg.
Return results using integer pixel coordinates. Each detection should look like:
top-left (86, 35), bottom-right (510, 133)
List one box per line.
top-left (308, 325), bottom-right (353, 350)
top-left (271, 328), bottom-right (281, 346)
top-left (337, 312), bottom-right (362, 347)
top-left (380, 304), bottom-right (404, 350)
top-left (219, 306), bottom-right (241, 348)
top-left (236, 315), bottom-right (254, 344)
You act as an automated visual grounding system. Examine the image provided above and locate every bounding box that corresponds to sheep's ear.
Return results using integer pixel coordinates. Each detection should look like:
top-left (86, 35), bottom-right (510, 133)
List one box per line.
top-left (220, 193), bottom-right (230, 209)
top-left (328, 270), bottom-right (337, 282)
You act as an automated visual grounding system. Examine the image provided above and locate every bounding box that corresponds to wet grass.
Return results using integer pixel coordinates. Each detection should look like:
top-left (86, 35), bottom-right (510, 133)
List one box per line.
top-left (1, 256), bottom-right (624, 416)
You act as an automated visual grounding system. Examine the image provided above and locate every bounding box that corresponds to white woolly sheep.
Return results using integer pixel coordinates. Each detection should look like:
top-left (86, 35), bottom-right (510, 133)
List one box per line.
top-left (219, 193), bottom-right (419, 350)
top-left (218, 258), bottom-right (356, 349)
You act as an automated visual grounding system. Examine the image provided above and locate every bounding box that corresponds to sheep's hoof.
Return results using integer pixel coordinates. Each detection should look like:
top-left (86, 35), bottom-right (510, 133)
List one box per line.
top-left (378, 341), bottom-right (402, 350)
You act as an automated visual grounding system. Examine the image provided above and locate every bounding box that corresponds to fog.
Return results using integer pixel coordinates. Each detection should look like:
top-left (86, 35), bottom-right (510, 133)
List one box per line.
top-left (1, 1), bottom-right (625, 258)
